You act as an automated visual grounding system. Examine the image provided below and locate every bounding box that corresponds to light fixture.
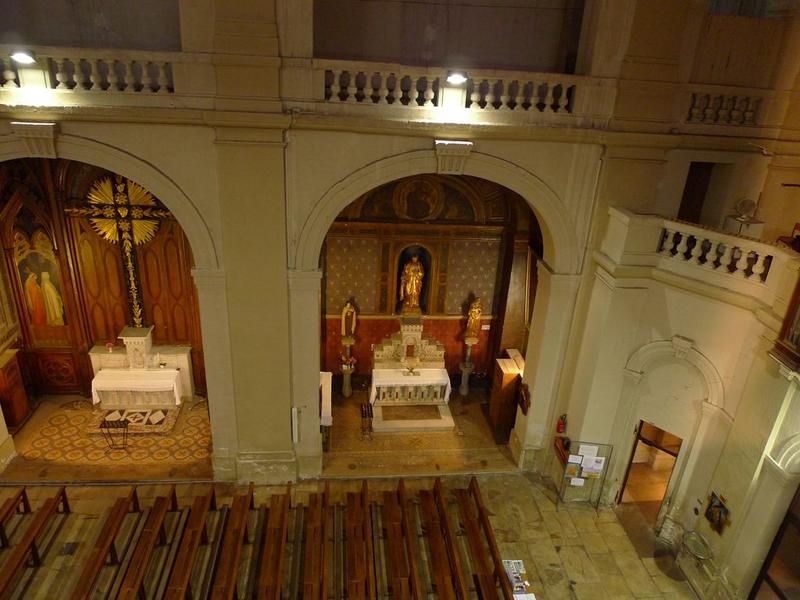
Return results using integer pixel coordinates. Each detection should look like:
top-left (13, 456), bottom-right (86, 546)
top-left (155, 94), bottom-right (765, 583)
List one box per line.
top-left (446, 70), bottom-right (467, 85)
top-left (10, 50), bottom-right (36, 65)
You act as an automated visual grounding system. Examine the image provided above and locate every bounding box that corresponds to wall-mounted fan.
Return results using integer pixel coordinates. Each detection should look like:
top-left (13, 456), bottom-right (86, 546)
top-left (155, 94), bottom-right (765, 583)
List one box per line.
top-left (734, 197), bottom-right (757, 222)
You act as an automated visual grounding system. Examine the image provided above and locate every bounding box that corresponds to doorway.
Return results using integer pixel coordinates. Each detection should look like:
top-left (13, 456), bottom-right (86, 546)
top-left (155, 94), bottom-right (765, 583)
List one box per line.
top-left (620, 421), bottom-right (683, 526)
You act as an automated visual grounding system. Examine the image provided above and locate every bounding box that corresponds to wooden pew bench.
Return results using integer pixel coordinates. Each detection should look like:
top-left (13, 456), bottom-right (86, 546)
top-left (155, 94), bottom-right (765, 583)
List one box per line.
top-left (210, 483), bottom-right (254, 600)
top-left (0, 488), bottom-right (31, 549)
top-left (69, 486), bottom-right (140, 600)
top-left (117, 485), bottom-right (178, 600)
top-left (164, 486), bottom-right (217, 600)
top-left (345, 481), bottom-right (376, 600)
top-left (257, 483), bottom-right (291, 600)
top-left (302, 484), bottom-right (329, 600)
top-left (0, 486), bottom-right (70, 597)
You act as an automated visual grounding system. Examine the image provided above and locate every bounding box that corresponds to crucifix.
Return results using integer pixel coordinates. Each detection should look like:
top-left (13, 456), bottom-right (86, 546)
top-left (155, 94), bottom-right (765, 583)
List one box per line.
top-left (65, 174), bottom-right (172, 327)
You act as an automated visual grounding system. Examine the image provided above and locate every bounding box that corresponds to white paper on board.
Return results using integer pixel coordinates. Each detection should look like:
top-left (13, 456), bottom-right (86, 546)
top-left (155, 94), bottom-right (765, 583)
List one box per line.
top-left (582, 456), bottom-right (605, 473)
top-left (567, 454), bottom-right (582, 464)
top-left (570, 477), bottom-right (585, 487)
top-left (577, 444), bottom-right (598, 458)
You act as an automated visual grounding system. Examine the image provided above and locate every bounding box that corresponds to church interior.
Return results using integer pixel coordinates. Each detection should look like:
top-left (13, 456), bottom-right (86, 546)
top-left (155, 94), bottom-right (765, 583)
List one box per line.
top-left (0, 0), bottom-right (800, 597)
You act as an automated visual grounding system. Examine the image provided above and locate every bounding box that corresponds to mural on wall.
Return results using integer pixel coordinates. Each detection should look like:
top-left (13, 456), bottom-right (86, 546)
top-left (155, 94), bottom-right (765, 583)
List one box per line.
top-left (13, 225), bottom-right (66, 328)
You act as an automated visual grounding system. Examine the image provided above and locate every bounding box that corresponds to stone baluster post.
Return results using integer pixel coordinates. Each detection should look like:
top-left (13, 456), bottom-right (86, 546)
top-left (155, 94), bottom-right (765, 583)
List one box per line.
top-left (378, 72), bottom-right (389, 104)
top-left (156, 62), bottom-right (170, 93)
top-left (72, 58), bottom-right (89, 90)
top-left (55, 58), bottom-right (70, 89)
top-left (346, 71), bottom-right (358, 102)
top-left (660, 228), bottom-right (677, 255)
top-left (422, 77), bottom-right (434, 107)
top-left (717, 243), bottom-right (734, 273)
top-left (124, 61), bottom-right (137, 92)
top-left (730, 247), bottom-right (744, 277)
top-left (469, 81), bottom-right (482, 109)
top-left (109, 60), bottom-right (125, 91)
top-left (751, 253), bottom-right (770, 282)
top-left (674, 232), bottom-right (690, 260)
top-left (543, 82), bottom-right (556, 113)
top-left (498, 80), bottom-right (510, 110)
top-left (690, 236), bottom-right (705, 265)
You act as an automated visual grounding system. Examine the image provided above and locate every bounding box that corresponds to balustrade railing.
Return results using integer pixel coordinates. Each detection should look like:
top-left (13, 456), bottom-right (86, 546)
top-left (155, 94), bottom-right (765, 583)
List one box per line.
top-left (47, 56), bottom-right (173, 93)
top-left (465, 76), bottom-right (575, 113)
top-left (687, 92), bottom-right (761, 125)
top-left (0, 59), bottom-right (19, 88)
top-left (324, 67), bottom-right (439, 106)
top-left (659, 222), bottom-right (773, 282)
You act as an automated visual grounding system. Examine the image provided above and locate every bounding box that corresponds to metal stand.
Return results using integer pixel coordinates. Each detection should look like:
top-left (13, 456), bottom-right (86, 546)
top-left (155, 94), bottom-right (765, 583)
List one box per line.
top-left (100, 418), bottom-right (130, 451)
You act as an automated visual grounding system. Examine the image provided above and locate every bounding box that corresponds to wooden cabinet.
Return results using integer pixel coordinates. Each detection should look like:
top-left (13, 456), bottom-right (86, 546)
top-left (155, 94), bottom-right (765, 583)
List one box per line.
top-left (0, 350), bottom-right (29, 428)
top-left (489, 357), bottom-right (520, 443)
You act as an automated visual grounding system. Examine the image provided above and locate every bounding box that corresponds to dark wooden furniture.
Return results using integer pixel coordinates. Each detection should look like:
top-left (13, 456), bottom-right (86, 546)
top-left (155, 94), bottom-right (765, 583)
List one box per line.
top-left (345, 481), bottom-right (376, 600)
top-left (0, 487), bottom-right (31, 548)
top-left (302, 484), bottom-right (330, 600)
top-left (69, 487), bottom-right (140, 600)
top-left (164, 486), bottom-right (217, 599)
top-left (256, 483), bottom-right (291, 600)
top-left (0, 487), bottom-right (70, 596)
top-left (117, 486), bottom-right (178, 600)
top-left (0, 351), bottom-right (29, 428)
top-left (489, 357), bottom-right (521, 443)
top-left (210, 483), bottom-right (254, 599)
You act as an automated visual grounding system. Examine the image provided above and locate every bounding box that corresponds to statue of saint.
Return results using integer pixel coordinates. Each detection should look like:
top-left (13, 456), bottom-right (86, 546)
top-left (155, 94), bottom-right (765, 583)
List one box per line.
top-left (399, 255), bottom-right (425, 313)
top-left (341, 301), bottom-right (357, 337)
top-left (465, 298), bottom-right (483, 339)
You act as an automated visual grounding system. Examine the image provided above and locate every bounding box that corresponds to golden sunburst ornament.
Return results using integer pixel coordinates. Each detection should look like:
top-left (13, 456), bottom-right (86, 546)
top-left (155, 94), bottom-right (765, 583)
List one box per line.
top-left (86, 176), bottom-right (161, 245)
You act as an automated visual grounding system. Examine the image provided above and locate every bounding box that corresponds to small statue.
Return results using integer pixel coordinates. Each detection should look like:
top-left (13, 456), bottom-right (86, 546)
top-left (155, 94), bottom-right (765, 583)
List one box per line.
top-left (465, 298), bottom-right (483, 339)
top-left (341, 301), bottom-right (357, 337)
top-left (399, 255), bottom-right (425, 313)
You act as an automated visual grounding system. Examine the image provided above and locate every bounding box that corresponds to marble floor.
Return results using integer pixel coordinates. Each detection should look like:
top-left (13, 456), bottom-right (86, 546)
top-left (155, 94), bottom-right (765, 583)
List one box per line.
top-left (2, 395), bottom-right (213, 482)
top-left (0, 473), bottom-right (697, 599)
top-left (323, 387), bottom-right (518, 477)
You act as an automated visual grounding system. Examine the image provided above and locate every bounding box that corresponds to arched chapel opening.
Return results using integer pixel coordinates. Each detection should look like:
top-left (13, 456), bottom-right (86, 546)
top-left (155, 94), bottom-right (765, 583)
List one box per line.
top-left (0, 158), bottom-right (212, 480)
top-left (319, 174), bottom-right (542, 475)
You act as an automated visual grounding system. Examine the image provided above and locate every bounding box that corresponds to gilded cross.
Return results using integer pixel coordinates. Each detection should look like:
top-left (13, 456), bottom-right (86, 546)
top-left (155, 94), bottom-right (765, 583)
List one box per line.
top-left (65, 175), bottom-right (172, 327)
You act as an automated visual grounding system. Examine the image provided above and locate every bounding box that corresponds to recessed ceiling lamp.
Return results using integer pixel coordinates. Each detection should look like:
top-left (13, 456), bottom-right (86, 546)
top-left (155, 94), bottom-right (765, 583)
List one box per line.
top-left (446, 70), bottom-right (467, 85)
top-left (10, 50), bottom-right (36, 64)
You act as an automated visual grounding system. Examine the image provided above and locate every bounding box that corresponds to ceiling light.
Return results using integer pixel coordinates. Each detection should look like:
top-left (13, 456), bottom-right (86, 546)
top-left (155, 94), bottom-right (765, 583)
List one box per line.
top-left (446, 71), bottom-right (467, 85)
top-left (10, 51), bottom-right (36, 65)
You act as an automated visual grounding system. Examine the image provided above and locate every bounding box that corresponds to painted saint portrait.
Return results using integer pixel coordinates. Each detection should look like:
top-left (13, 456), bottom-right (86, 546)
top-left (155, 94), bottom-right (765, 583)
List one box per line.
top-left (14, 228), bottom-right (66, 327)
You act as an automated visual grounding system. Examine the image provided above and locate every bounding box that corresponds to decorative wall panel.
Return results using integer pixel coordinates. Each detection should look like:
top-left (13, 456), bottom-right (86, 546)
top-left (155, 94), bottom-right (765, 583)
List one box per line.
top-left (444, 240), bottom-right (501, 314)
top-left (325, 237), bottom-right (381, 314)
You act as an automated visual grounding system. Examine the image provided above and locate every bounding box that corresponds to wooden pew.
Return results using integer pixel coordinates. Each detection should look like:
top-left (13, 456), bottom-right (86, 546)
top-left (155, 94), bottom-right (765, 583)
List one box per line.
top-left (117, 485), bottom-right (178, 600)
top-left (381, 481), bottom-right (423, 600)
top-left (418, 489), bottom-right (457, 600)
top-left (453, 478), bottom-right (514, 600)
top-left (345, 481), bottom-right (376, 600)
top-left (432, 479), bottom-right (469, 599)
top-left (0, 486), bottom-right (70, 596)
top-left (302, 483), bottom-right (329, 600)
top-left (210, 482), bottom-right (254, 600)
top-left (69, 486), bottom-right (140, 600)
top-left (468, 478), bottom-right (514, 600)
top-left (0, 488), bottom-right (31, 548)
top-left (256, 483), bottom-right (291, 600)
top-left (163, 486), bottom-right (217, 600)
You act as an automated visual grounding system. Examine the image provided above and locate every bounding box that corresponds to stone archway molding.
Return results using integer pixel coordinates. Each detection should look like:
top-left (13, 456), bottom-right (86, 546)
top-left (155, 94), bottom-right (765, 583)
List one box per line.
top-left (773, 434), bottom-right (800, 475)
top-left (626, 335), bottom-right (725, 410)
top-left (0, 130), bottom-right (219, 271)
top-left (293, 148), bottom-right (581, 275)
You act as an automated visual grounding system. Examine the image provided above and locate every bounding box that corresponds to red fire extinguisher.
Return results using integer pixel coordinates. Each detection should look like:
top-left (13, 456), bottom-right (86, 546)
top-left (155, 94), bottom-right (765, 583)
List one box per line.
top-left (556, 414), bottom-right (567, 434)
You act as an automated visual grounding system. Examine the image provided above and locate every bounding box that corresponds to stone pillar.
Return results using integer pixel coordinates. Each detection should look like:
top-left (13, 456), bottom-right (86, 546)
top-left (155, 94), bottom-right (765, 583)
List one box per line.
top-left (510, 263), bottom-right (580, 470)
top-left (192, 268), bottom-right (238, 480)
top-left (575, 0), bottom-right (637, 77)
top-left (288, 269), bottom-right (323, 478)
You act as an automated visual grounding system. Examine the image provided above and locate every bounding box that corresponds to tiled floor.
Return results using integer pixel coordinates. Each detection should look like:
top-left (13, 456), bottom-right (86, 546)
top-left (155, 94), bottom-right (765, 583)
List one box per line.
top-left (0, 473), bottom-right (697, 599)
top-left (2, 395), bottom-right (213, 481)
top-left (324, 387), bottom-right (518, 477)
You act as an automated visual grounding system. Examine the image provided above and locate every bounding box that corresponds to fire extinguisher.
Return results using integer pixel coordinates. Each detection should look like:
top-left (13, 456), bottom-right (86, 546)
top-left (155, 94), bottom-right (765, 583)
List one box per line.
top-left (556, 414), bottom-right (567, 434)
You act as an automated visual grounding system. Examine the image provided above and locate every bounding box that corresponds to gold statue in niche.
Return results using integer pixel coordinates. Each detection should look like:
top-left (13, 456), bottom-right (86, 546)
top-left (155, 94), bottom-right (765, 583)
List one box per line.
top-left (465, 298), bottom-right (483, 339)
top-left (399, 255), bottom-right (425, 314)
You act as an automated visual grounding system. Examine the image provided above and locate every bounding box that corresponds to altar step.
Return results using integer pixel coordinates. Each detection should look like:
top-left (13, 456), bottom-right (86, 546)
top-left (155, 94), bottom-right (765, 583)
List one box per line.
top-left (0, 478), bottom-right (515, 599)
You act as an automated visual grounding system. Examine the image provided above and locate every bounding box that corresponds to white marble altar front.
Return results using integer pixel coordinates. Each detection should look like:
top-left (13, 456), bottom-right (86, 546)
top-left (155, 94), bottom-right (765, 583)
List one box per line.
top-left (369, 368), bottom-right (454, 432)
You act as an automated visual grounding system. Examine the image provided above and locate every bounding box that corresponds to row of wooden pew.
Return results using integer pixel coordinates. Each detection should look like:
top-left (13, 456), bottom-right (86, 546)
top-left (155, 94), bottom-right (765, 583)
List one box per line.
top-left (0, 477), bottom-right (514, 599)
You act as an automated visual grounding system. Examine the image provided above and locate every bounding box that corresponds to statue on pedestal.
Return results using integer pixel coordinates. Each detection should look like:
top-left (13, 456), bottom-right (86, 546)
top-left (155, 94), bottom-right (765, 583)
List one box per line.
top-left (399, 255), bottom-right (425, 314)
top-left (341, 301), bottom-right (357, 344)
top-left (460, 298), bottom-right (483, 396)
top-left (340, 301), bottom-right (357, 398)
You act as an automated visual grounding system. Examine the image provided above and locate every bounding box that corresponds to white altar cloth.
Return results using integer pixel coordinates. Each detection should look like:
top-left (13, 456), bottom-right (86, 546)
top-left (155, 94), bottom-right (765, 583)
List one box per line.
top-left (91, 368), bottom-right (182, 405)
top-left (369, 368), bottom-right (451, 405)
top-left (320, 371), bottom-right (333, 426)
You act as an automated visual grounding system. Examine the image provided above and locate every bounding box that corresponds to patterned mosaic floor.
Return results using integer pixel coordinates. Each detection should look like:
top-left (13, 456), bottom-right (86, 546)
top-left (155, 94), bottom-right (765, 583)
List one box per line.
top-left (3, 395), bottom-right (213, 481)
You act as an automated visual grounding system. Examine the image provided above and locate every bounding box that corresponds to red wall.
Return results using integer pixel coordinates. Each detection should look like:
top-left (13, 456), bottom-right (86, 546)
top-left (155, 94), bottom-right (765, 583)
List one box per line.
top-left (322, 317), bottom-right (493, 377)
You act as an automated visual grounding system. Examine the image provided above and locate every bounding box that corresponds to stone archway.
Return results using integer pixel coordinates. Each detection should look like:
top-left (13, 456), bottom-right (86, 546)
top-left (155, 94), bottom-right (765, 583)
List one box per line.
top-left (288, 147), bottom-right (585, 476)
top-left (609, 336), bottom-right (732, 542)
top-left (0, 131), bottom-right (238, 480)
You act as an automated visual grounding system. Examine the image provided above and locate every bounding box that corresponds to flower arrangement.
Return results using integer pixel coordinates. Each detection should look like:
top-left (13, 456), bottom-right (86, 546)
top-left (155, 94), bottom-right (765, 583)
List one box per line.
top-left (340, 354), bottom-right (356, 371)
top-left (105, 341), bottom-right (114, 353)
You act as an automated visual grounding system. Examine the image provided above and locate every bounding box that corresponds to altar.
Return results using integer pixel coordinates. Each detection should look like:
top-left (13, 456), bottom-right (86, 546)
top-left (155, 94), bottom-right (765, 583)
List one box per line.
top-left (369, 365), bottom-right (454, 432)
top-left (89, 326), bottom-right (193, 408)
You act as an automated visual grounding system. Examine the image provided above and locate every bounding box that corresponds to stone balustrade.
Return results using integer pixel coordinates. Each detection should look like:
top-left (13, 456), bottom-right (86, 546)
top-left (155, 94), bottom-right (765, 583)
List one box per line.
top-left (322, 63), bottom-right (440, 107)
top-left (47, 56), bottom-right (173, 93)
top-left (600, 207), bottom-right (800, 308)
top-left (687, 91), bottom-right (761, 126)
top-left (464, 72), bottom-right (577, 114)
top-left (0, 59), bottom-right (19, 88)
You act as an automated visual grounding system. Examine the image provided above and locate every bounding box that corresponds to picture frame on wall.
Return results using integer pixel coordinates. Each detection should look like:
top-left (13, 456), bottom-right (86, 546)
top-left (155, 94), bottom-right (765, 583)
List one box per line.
top-left (705, 492), bottom-right (730, 534)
